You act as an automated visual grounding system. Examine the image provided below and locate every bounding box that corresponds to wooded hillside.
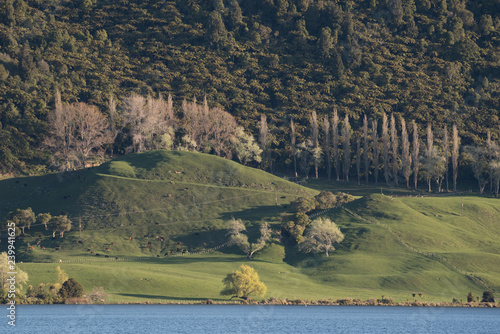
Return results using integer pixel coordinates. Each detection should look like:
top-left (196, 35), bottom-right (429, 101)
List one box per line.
top-left (0, 0), bottom-right (499, 175)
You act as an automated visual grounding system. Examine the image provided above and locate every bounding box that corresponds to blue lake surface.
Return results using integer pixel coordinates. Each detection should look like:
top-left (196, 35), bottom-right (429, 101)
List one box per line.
top-left (3, 304), bottom-right (500, 333)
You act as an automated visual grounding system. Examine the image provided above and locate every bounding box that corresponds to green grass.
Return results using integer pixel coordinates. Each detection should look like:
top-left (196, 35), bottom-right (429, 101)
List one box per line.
top-left (3, 151), bottom-right (500, 303)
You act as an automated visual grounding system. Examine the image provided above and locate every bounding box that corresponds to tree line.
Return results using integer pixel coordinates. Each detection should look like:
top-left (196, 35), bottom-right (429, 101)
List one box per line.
top-left (43, 90), bottom-right (500, 195)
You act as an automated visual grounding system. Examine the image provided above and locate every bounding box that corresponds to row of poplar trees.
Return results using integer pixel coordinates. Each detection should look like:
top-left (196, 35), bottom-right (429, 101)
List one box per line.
top-left (282, 109), bottom-right (500, 196)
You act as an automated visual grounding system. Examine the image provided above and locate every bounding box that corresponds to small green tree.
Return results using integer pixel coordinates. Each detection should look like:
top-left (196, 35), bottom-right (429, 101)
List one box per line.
top-left (314, 191), bottom-right (337, 210)
top-left (291, 197), bottom-right (316, 213)
top-left (50, 215), bottom-right (72, 238)
top-left (59, 278), bottom-right (84, 299)
top-left (281, 212), bottom-right (311, 244)
top-left (467, 291), bottom-right (474, 302)
top-left (481, 290), bottom-right (495, 303)
top-left (7, 208), bottom-right (35, 234)
top-left (36, 213), bottom-right (52, 230)
top-left (221, 265), bottom-right (267, 300)
top-left (299, 217), bottom-right (344, 256)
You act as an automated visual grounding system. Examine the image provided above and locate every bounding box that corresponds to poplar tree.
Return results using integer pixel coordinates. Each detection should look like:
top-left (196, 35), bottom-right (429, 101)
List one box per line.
top-left (310, 111), bottom-right (319, 179)
top-left (382, 113), bottom-right (390, 184)
top-left (291, 120), bottom-right (297, 177)
top-left (452, 124), bottom-right (460, 191)
top-left (363, 115), bottom-right (369, 183)
top-left (372, 119), bottom-right (379, 184)
top-left (487, 130), bottom-right (492, 193)
top-left (323, 116), bottom-right (331, 180)
top-left (401, 118), bottom-right (412, 188)
top-left (443, 125), bottom-right (449, 192)
top-left (390, 113), bottom-right (399, 185)
top-left (356, 137), bottom-right (361, 185)
top-left (331, 109), bottom-right (340, 181)
top-left (259, 114), bottom-right (270, 171)
top-left (412, 120), bottom-right (420, 189)
top-left (342, 114), bottom-right (351, 182)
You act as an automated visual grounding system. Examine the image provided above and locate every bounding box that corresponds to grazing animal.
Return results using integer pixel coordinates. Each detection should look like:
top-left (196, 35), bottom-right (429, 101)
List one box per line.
top-left (105, 248), bottom-right (110, 251)
top-left (87, 249), bottom-right (91, 252)
top-left (105, 255), bottom-right (109, 258)
top-left (91, 251), bottom-right (95, 254)
top-left (96, 253), bottom-right (100, 256)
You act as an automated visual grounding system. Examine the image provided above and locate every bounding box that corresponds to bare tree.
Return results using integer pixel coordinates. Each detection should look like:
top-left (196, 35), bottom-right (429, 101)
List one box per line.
top-left (122, 93), bottom-right (148, 153)
top-left (412, 120), bottom-right (420, 190)
top-left (452, 124), bottom-right (460, 191)
top-left (107, 95), bottom-right (120, 155)
top-left (443, 125), bottom-right (449, 192)
top-left (390, 113), bottom-right (398, 185)
top-left (291, 120), bottom-right (297, 177)
top-left (310, 111), bottom-right (319, 179)
top-left (382, 113), bottom-right (390, 184)
top-left (342, 114), bottom-right (351, 182)
top-left (372, 119), bottom-right (379, 184)
top-left (401, 118), bottom-right (412, 188)
top-left (363, 115), bottom-right (369, 183)
top-left (209, 107), bottom-right (238, 158)
top-left (73, 103), bottom-right (113, 167)
top-left (44, 90), bottom-right (78, 171)
top-left (331, 109), bottom-right (340, 181)
top-left (323, 116), bottom-right (331, 180)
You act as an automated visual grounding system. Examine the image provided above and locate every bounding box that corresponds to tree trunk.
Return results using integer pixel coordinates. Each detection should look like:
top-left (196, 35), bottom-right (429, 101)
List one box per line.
top-left (53, 231), bottom-right (56, 238)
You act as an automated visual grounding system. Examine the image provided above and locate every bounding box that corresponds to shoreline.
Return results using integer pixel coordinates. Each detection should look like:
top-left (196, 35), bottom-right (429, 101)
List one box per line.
top-left (12, 299), bottom-right (499, 308)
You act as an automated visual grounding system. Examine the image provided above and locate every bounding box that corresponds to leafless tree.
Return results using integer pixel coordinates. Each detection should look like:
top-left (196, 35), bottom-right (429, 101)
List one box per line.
top-left (382, 113), bottom-right (390, 184)
top-left (107, 95), bottom-right (120, 155)
top-left (401, 118), bottom-right (412, 188)
top-left (372, 119), bottom-right (379, 184)
top-left (44, 90), bottom-right (78, 171)
top-left (412, 120), bottom-right (420, 189)
top-left (452, 124), bottom-right (460, 191)
top-left (342, 114), bottom-right (351, 182)
top-left (209, 107), bottom-right (237, 158)
top-left (390, 113), bottom-right (398, 185)
top-left (487, 130), bottom-right (493, 193)
top-left (73, 103), bottom-right (113, 167)
top-left (331, 109), bottom-right (340, 181)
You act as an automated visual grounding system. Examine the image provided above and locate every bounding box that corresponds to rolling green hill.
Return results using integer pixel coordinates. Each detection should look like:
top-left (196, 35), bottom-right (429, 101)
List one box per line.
top-left (2, 151), bottom-right (499, 303)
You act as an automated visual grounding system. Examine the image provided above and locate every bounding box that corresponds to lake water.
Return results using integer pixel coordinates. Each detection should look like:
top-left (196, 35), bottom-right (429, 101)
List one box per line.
top-left (4, 305), bottom-right (500, 333)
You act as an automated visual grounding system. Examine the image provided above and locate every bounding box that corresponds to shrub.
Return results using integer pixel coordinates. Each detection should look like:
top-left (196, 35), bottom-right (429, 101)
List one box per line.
top-left (467, 291), bottom-right (474, 302)
top-left (59, 278), bottom-right (84, 299)
top-left (481, 290), bottom-right (495, 303)
top-left (291, 197), bottom-right (316, 213)
top-left (314, 191), bottom-right (337, 209)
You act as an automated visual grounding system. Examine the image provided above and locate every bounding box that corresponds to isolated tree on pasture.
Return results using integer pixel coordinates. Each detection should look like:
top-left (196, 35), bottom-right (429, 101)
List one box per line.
top-left (390, 113), bottom-right (399, 185)
top-left (299, 217), bottom-right (344, 257)
top-left (372, 119), bottom-right (380, 184)
top-left (401, 118), bottom-right (412, 188)
top-left (452, 124), bottom-right (460, 191)
top-left (331, 109), bottom-right (340, 181)
top-left (382, 113), bottom-right (390, 184)
top-left (412, 120), bottom-right (420, 189)
top-left (342, 114), bottom-right (351, 182)
top-left (59, 278), bottom-right (84, 299)
top-left (221, 265), bottom-right (267, 300)
top-left (226, 219), bottom-right (271, 259)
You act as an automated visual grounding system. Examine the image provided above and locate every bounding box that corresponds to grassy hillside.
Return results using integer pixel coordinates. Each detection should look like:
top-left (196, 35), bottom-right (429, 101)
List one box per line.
top-left (2, 150), bottom-right (499, 303)
top-left (0, 150), bottom-right (315, 261)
